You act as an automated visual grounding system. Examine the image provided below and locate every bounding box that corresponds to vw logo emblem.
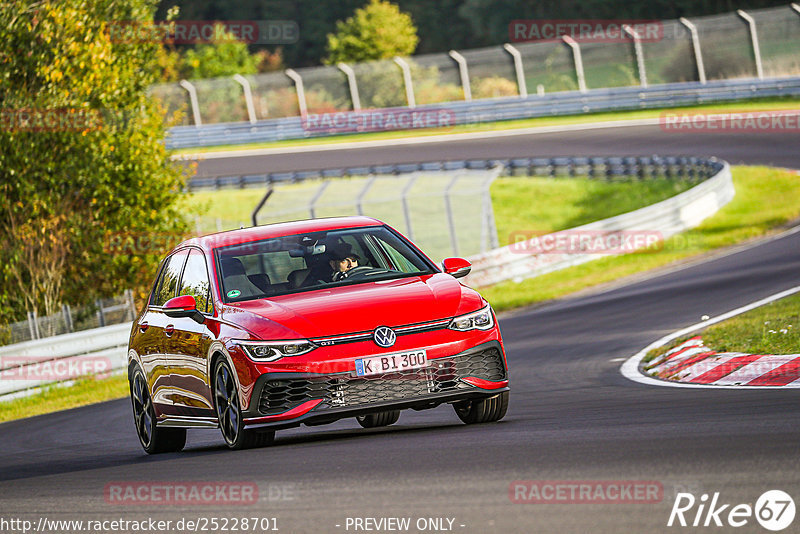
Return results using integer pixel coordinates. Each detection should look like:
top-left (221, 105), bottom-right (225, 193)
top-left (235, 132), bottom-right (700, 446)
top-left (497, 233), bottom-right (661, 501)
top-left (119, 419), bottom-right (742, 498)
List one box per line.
top-left (373, 326), bottom-right (396, 348)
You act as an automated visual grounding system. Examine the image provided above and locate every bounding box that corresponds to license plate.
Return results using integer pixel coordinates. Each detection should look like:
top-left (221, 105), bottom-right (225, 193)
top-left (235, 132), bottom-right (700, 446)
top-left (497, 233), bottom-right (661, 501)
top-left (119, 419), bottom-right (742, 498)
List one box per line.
top-left (355, 349), bottom-right (427, 377)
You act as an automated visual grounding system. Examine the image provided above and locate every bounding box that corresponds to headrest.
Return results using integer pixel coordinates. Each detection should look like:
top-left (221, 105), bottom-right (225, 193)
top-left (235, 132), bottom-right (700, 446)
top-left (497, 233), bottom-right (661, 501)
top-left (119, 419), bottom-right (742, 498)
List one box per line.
top-left (219, 256), bottom-right (246, 277)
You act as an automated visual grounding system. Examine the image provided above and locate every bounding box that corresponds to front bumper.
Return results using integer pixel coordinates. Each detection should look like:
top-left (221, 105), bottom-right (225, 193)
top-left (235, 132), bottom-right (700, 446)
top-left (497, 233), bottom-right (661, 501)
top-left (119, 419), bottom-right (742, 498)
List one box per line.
top-left (242, 340), bottom-right (508, 429)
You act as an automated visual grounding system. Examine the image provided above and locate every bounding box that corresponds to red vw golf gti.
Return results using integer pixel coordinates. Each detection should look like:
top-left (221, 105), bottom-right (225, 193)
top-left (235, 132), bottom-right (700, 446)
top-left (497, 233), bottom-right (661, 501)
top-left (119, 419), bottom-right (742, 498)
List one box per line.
top-left (127, 217), bottom-right (509, 453)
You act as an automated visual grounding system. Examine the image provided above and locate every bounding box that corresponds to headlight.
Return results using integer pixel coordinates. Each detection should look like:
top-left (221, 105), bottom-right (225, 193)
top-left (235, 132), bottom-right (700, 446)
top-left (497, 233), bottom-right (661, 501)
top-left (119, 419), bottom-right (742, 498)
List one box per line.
top-left (237, 340), bottom-right (317, 362)
top-left (448, 304), bottom-right (494, 331)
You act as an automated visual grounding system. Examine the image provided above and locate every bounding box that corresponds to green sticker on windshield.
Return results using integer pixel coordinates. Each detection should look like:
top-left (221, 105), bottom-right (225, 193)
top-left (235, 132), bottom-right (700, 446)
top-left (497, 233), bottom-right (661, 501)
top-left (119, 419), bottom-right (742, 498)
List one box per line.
top-left (227, 289), bottom-right (241, 298)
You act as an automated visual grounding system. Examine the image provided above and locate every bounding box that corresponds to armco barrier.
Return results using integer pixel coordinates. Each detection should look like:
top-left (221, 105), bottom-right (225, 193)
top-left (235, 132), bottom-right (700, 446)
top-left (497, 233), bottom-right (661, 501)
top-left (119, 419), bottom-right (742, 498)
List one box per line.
top-left (166, 77), bottom-right (800, 150)
top-left (188, 154), bottom-right (719, 190)
top-left (0, 322), bottom-right (131, 398)
top-left (464, 159), bottom-right (733, 287)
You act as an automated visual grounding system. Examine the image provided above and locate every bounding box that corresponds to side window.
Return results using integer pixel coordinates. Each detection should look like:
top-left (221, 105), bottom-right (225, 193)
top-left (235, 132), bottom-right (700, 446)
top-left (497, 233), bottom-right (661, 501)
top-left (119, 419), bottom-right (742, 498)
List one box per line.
top-left (178, 249), bottom-right (212, 313)
top-left (376, 238), bottom-right (418, 272)
top-left (153, 250), bottom-right (188, 306)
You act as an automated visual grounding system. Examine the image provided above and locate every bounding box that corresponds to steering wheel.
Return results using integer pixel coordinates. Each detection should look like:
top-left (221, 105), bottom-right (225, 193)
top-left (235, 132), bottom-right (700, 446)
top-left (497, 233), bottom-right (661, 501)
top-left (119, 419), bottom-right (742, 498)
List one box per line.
top-left (341, 265), bottom-right (374, 280)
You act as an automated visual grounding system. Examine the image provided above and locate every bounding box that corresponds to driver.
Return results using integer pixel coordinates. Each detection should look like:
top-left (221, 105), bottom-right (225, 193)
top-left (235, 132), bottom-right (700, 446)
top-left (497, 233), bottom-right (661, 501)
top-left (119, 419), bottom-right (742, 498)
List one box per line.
top-left (329, 244), bottom-right (361, 281)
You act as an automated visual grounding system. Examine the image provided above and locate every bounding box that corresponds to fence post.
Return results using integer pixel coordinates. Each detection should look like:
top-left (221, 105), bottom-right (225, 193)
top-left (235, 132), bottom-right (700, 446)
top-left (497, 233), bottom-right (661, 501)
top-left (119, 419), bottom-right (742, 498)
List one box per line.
top-left (232, 74), bottom-right (258, 123)
top-left (96, 299), bottom-right (106, 328)
top-left (482, 166), bottom-right (502, 251)
top-left (33, 310), bottom-right (41, 339)
top-left (251, 188), bottom-right (274, 226)
top-left (308, 181), bottom-right (331, 219)
top-left (62, 304), bottom-right (74, 333)
top-left (623, 25), bottom-right (648, 88)
top-left (285, 69), bottom-right (308, 117)
top-left (444, 174), bottom-right (461, 256)
top-left (503, 44), bottom-right (528, 98)
top-left (26, 311), bottom-right (37, 340)
top-left (736, 10), bottom-right (764, 80)
top-left (125, 289), bottom-right (137, 321)
top-left (448, 50), bottom-right (472, 101)
top-left (393, 57), bottom-right (416, 108)
top-left (561, 36), bottom-right (587, 93)
top-left (401, 174), bottom-right (419, 240)
top-left (337, 63), bottom-right (361, 111)
top-left (178, 80), bottom-right (202, 126)
top-left (356, 175), bottom-right (377, 216)
top-left (679, 18), bottom-right (707, 84)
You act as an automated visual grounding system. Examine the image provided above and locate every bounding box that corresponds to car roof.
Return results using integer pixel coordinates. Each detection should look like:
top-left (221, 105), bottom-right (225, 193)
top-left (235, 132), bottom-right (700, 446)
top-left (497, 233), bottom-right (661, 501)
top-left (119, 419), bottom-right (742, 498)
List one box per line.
top-left (174, 216), bottom-right (385, 255)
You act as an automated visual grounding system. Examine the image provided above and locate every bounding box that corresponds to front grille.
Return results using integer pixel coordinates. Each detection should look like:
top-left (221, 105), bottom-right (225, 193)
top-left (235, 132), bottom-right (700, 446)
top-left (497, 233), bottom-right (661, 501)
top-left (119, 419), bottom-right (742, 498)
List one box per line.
top-left (455, 347), bottom-right (506, 381)
top-left (258, 347), bottom-right (506, 415)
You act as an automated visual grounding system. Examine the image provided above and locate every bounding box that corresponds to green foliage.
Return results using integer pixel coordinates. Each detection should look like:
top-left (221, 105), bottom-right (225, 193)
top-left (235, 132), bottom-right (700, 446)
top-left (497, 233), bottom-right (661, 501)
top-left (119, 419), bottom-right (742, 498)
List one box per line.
top-left (325, 0), bottom-right (419, 65)
top-left (472, 76), bottom-right (518, 99)
top-left (0, 0), bottom-right (191, 323)
top-left (181, 24), bottom-right (260, 79)
top-left (156, 0), bottom-right (791, 68)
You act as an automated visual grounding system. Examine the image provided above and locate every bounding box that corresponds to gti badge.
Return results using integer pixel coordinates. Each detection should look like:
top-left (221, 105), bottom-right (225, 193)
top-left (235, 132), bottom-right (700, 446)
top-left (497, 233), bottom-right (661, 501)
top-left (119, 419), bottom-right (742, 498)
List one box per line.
top-left (373, 326), bottom-right (397, 348)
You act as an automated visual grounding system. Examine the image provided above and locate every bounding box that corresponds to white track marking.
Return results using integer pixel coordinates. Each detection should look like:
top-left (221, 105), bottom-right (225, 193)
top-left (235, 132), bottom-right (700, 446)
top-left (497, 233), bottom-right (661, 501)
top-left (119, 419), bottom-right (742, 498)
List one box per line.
top-left (620, 284), bottom-right (800, 389)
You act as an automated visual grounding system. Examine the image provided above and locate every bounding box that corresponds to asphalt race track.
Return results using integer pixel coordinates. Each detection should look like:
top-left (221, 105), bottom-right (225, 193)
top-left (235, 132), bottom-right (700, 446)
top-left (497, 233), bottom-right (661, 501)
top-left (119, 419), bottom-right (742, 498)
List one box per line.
top-left (1, 126), bottom-right (799, 533)
top-left (190, 123), bottom-right (800, 177)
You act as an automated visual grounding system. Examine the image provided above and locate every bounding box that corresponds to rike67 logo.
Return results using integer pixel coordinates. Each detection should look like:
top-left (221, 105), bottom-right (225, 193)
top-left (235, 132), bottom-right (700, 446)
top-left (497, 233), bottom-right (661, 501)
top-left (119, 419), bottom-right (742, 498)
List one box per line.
top-left (668, 490), bottom-right (795, 531)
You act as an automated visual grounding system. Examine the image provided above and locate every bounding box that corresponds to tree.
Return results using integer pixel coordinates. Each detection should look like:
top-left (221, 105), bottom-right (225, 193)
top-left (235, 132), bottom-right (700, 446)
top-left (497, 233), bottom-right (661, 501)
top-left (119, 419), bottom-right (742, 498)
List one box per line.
top-left (325, 0), bottom-right (419, 65)
top-left (181, 24), bottom-right (260, 79)
top-left (0, 0), bottom-right (191, 324)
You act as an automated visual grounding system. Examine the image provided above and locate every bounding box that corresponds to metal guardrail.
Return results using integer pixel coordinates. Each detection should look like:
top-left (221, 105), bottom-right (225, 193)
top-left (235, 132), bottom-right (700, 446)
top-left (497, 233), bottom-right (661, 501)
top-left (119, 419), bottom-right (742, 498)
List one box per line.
top-left (0, 322), bottom-right (131, 399)
top-left (187, 154), bottom-right (720, 190)
top-left (166, 76), bottom-right (800, 150)
top-left (465, 157), bottom-right (733, 287)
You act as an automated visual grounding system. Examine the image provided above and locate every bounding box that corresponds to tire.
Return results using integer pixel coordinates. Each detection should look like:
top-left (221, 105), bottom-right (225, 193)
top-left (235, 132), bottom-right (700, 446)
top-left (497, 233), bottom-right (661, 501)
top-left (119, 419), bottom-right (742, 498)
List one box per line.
top-left (454, 391), bottom-right (509, 424)
top-left (356, 410), bottom-right (401, 428)
top-left (130, 368), bottom-right (186, 454)
top-left (213, 359), bottom-right (275, 450)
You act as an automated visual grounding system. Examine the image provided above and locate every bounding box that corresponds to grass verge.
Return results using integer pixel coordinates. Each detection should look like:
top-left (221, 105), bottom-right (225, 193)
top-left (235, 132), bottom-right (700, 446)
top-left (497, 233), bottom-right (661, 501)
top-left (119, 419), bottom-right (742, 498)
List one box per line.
top-left (483, 166), bottom-right (800, 311)
top-left (491, 177), bottom-right (692, 242)
top-left (701, 293), bottom-right (800, 354)
top-left (173, 97), bottom-right (800, 155)
top-left (0, 374), bottom-right (128, 424)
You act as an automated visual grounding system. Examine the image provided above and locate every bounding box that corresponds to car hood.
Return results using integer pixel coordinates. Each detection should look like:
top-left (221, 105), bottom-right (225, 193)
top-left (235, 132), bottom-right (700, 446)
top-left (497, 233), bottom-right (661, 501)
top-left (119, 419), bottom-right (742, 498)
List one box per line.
top-left (221, 273), bottom-right (483, 339)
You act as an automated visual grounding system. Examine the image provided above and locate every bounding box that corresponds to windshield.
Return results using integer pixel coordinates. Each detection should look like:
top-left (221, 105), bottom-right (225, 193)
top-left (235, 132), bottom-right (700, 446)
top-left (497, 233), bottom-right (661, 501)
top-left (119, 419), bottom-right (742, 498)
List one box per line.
top-left (214, 225), bottom-right (437, 302)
